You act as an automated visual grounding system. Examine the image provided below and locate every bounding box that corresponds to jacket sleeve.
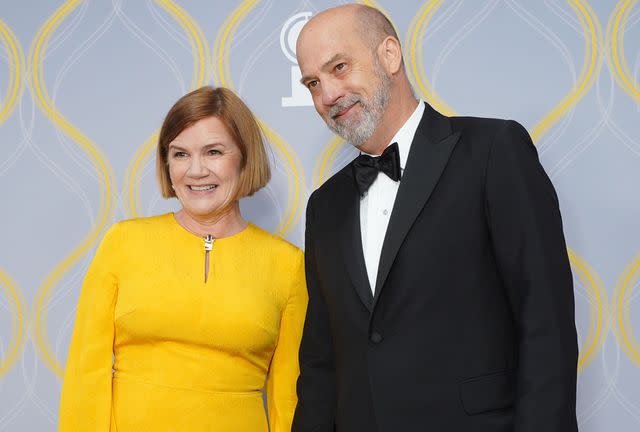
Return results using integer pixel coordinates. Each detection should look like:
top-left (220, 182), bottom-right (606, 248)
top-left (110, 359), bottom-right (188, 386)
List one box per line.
top-left (58, 224), bottom-right (121, 431)
top-left (485, 120), bottom-right (578, 432)
top-left (292, 195), bottom-right (337, 432)
top-left (266, 248), bottom-right (308, 432)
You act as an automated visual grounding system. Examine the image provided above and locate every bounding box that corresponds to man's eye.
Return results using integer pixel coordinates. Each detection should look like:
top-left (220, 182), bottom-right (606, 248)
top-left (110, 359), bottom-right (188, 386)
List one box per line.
top-left (307, 80), bottom-right (318, 89)
top-left (335, 62), bottom-right (346, 71)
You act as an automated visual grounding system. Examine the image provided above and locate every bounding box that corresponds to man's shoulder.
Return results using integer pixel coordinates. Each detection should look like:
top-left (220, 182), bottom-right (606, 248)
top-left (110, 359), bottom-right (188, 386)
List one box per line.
top-left (446, 115), bottom-right (530, 149)
top-left (449, 114), bottom-right (517, 135)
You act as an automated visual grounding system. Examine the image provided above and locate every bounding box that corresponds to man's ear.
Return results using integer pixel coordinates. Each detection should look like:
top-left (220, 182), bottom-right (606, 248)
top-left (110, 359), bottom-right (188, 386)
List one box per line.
top-left (378, 36), bottom-right (402, 75)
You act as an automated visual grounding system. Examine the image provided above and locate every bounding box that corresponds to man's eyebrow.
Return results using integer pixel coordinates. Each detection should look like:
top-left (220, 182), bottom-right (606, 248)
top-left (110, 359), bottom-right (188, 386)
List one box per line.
top-left (299, 53), bottom-right (346, 85)
top-left (299, 75), bottom-right (311, 86)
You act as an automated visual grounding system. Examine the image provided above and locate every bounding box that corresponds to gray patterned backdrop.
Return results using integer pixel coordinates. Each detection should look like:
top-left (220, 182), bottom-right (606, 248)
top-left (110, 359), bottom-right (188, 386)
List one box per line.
top-left (0, 0), bottom-right (639, 430)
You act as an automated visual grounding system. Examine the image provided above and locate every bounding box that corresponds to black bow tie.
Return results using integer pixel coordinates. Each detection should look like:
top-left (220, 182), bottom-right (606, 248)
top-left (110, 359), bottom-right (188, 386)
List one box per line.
top-left (352, 142), bottom-right (402, 196)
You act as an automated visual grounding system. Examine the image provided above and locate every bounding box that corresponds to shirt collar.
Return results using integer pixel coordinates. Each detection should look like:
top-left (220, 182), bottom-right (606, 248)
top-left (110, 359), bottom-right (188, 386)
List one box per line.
top-left (361, 101), bottom-right (425, 170)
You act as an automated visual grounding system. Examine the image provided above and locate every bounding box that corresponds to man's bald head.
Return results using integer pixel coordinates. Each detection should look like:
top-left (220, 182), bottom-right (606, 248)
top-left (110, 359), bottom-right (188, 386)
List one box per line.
top-left (353, 5), bottom-right (399, 53)
top-left (302, 4), bottom-right (399, 54)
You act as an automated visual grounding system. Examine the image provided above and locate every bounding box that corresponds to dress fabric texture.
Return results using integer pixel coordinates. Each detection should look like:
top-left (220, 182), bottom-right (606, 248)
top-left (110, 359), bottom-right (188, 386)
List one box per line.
top-left (58, 213), bottom-right (307, 432)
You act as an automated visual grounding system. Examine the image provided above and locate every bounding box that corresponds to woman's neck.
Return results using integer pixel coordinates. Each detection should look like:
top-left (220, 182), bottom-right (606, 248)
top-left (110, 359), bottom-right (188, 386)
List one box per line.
top-left (174, 204), bottom-right (247, 238)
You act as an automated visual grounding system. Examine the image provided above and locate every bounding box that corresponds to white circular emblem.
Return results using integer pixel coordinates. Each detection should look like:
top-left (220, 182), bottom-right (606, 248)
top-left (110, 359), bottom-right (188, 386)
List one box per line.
top-left (280, 12), bottom-right (312, 64)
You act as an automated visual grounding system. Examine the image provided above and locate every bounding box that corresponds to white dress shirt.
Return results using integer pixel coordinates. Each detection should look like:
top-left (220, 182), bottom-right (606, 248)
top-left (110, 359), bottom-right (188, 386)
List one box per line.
top-left (360, 101), bottom-right (425, 293)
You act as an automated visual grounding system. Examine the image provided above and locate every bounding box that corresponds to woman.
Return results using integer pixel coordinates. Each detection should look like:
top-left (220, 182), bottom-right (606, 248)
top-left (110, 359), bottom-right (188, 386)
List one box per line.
top-left (59, 86), bottom-right (307, 431)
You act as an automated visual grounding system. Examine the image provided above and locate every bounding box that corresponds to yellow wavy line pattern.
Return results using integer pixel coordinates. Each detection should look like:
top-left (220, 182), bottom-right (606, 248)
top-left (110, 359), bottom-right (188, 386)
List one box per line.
top-left (405, 0), bottom-right (453, 117)
top-left (0, 19), bottom-right (24, 125)
top-left (157, 0), bottom-right (209, 93)
top-left (213, 0), bottom-right (259, 87)
top-left (404, 0), bottom-right (601, 143)
top-left (259, 122), bottom-right (304, 235)
top-left (313, 135), bottom-right (345, 189)
top-left (125, 132), bottom-right (158, 217)
top-left (530, 0), bottom-right (602, 142)
top-left (607, 0), bottom-right (640, 104)
top-left (567, 249), bottom-right (609, 372)
top-left (613, 255), bottom-right (640, 367)
top-left (0, 20), bottom-right (26, 381)
top-left (213, 0), bottom-right (304, 237)
top-left (0, 269), bottom-right (26, 379)
top-left (29, 0), bottom-right (116, 377)
top-left (124, 0), bottom-right (210, 218)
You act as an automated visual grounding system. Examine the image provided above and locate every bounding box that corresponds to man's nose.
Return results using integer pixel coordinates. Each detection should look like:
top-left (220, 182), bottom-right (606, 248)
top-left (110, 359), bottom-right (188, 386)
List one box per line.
top-left (321, 78), bottom-right (344, 107)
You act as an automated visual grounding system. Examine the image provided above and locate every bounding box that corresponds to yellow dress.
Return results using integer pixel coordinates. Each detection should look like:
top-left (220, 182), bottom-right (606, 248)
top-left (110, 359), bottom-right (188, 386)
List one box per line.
top-left (58, 213), bottom-right (307, 431)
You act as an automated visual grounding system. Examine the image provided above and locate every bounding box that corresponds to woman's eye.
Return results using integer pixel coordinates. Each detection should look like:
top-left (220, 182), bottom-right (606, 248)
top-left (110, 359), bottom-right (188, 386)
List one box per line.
top-left (208, 149), bottom-right (221, 155)
top-left (173, 151), bottom-right (187, 158)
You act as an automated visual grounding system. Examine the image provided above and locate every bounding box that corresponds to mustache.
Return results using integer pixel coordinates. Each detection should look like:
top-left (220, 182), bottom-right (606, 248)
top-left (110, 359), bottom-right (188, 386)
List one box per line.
top-left (329, 95), bottom-right (362, 119)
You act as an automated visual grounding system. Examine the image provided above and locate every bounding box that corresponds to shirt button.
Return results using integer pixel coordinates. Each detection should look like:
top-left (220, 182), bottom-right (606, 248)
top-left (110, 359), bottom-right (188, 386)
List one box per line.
top-left (383, 209), bottom-right (388, 216)
top-left (370, 332), bottom-right (383, 344)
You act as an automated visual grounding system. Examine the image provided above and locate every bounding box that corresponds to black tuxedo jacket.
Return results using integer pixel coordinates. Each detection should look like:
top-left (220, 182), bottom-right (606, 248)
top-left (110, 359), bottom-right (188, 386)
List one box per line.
top-left (292, 103), bottom-right (578, 432)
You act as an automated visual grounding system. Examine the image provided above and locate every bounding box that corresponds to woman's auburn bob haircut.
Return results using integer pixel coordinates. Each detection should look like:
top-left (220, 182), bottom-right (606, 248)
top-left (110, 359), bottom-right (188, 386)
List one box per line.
top-left (156, 86), bottom-right (271, 200)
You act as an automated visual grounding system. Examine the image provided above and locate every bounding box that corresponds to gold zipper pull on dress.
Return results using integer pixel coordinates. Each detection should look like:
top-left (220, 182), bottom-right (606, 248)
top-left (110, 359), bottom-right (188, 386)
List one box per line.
top-left (204, 235), bottom-right (214, 252)
top-left (204, 235), bottom-right (214, 283)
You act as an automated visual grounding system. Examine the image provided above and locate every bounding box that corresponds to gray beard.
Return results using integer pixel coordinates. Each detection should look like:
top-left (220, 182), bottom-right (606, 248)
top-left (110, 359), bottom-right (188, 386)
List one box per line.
top-left (325, 65), bottom-right (391, 147)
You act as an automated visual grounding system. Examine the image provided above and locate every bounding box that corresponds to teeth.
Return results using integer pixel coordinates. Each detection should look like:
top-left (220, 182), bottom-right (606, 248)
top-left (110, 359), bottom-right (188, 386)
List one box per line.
top-left (190, 185), bottom-right (216, 191)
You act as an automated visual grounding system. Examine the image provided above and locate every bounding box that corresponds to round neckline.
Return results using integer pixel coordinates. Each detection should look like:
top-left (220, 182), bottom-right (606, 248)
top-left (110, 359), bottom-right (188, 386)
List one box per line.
top-left (167, 212), bottom-right (253, 241)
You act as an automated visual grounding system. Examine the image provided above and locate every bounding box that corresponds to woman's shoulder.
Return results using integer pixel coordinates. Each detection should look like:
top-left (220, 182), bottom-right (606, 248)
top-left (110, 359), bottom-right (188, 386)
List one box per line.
top-left (245, 223), bottom-right (303, 260)
top-left (109, 213), bottom-right (174, 234)
top-left (99, 213), bottom-right (175, 248)
top-left (115, 212), bottom-right (173, 229)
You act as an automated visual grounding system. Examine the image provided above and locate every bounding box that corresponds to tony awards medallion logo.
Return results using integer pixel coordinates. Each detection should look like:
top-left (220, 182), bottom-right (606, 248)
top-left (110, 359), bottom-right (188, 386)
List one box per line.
top-left (281, 12), bottom-right (313, 107)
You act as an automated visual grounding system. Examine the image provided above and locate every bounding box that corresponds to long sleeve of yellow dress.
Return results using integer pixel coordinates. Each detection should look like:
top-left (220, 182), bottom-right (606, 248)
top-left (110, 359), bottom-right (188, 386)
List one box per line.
top-left (58, 213), bottom-right (307, 431)
top-left (58, 224), bottom-right (121, 431)
top-left (266, 250), bottom-right (307, 432)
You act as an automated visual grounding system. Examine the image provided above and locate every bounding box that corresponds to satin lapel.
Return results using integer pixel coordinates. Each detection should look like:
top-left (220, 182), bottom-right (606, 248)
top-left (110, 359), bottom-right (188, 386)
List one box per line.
top-left (339, 168), bottom-right (374, 312)
top-left (372, 104), bottom-right (461, 308)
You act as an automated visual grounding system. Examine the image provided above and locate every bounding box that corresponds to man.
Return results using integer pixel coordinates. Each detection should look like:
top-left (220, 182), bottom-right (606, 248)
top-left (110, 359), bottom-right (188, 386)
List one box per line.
top-left (293, 4), bottom-right (578, 432)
